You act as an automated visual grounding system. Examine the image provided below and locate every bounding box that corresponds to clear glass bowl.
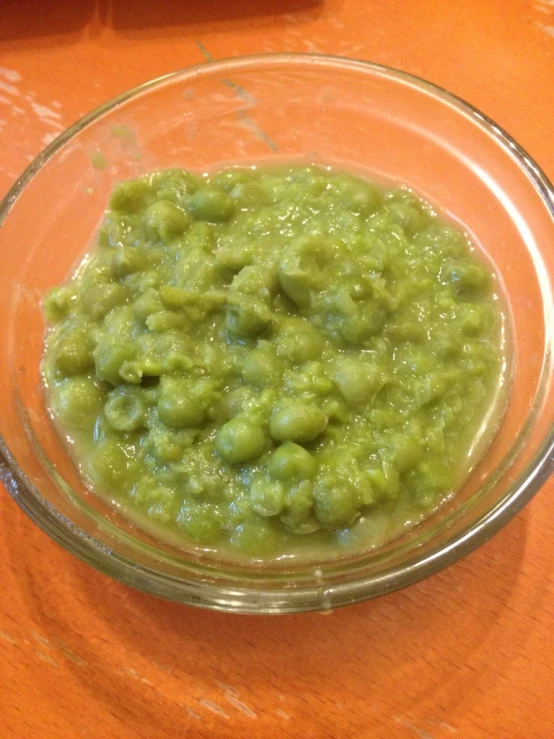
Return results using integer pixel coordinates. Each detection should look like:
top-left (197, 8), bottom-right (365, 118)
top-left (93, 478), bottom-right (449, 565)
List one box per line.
top-left (0, 54), bottom-right (553, 614)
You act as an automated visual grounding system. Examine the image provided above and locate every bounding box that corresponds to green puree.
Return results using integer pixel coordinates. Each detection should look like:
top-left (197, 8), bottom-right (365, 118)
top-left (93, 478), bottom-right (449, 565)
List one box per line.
top-left (42, 165), bottom-right (505, 561)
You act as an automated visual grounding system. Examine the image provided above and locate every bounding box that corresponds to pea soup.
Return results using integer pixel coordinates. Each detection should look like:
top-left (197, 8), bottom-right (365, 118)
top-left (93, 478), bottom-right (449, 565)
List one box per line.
top-left (42, 165), bottom-right (508, 561)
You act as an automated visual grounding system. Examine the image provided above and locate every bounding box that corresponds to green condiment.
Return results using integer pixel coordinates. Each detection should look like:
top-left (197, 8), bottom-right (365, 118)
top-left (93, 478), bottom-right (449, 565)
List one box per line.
top-left (42, 165), bottom-right (507, 561)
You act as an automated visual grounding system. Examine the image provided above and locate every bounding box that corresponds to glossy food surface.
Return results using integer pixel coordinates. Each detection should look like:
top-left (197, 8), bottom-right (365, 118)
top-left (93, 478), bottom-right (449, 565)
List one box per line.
top-left (1, 5), bottom-right (554, 735)
top-left (43, 165), bottom-right (505, 560)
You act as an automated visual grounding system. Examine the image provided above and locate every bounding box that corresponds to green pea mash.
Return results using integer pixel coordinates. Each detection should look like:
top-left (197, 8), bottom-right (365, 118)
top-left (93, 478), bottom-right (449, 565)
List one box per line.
top-left (42, 165), bottom-right (506, 560)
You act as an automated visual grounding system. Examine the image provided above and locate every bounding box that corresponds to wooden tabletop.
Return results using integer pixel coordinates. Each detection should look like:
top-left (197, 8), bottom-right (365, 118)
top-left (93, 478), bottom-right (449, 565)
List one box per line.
top-left (1, 1), bottom-right (553, 736)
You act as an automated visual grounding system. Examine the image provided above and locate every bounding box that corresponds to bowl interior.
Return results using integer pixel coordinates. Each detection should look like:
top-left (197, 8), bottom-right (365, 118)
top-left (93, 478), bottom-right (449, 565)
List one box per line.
top-left (0, 56), bottom-right (553, 612)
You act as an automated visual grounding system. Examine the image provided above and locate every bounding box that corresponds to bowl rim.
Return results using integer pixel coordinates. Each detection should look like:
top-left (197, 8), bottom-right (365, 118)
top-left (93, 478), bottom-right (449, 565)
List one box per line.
top-left (1, 52), bottom-right (553, 614)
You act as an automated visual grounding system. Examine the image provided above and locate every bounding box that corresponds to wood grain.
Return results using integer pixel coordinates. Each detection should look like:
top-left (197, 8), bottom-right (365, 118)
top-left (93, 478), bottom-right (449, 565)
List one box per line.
top-left (1, 1), bottom-right (553, 736)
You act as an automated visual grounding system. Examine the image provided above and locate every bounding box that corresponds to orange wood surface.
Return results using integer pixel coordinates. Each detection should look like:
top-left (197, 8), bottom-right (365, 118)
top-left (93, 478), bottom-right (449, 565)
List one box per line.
top-left (1, 1), bottom-right (553, 737)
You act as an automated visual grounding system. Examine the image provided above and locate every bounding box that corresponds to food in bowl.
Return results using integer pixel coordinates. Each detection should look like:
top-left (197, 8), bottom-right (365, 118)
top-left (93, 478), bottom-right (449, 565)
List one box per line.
top-left (41, 164), bottom-right (508, 560)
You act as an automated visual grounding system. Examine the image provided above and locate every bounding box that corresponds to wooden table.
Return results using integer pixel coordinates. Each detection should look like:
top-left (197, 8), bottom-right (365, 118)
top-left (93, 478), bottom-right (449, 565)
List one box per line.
top-left (1, 1), bottom-right (553, 736)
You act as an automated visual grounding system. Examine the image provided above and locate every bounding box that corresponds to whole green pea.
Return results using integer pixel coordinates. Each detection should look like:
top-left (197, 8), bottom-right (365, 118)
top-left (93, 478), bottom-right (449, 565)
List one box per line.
top-left (80, 282), bottom-right (129, 321)
top-left (442, 261), bottom-right (491, 292)
top-left (102, 305), bottom-right (140, 341)
top-left (334, 357), bottom-right (381, 404)
top-left (157, 378), bottom-right (215, 429)
top-left (149, 168), bottom-right (202, 198)
top-left (241, 347), bottom-right (284, 388)
top-left (267, 442), bottom-right (317, 481)
top-left (52, 376), bottom-right (106, 430)
top-left (313, 484), bottom-right (359, 528)
top-left (338, 177), bottom-right (379, 216)
top-left (188, 188), bottom-right (234, 222)
top-left (53, 326), bottom-right (95, 376)
top-left (143, 200), bottom-right (190, 243)
top-left (153, 330), bottom-right (191, 357)
top-left (176, 502), bottom-right (222, 544)
top-left (338, 302), bottom-right (387, 345)
top-left (215, 417), bottom-right (266, 464)
top-left (229, 181), bottom-right (272, 207)
top-left (88, 437), bottom-right (137, 493)
top-left (230, 516), bottom-right (279, 557)
top-left (209, 168), bottom-right (252, 192)
top-left (269, 403), bottom-right (327, 444)
top-left (109, 179), bottom-right (153, 214)
top-left (219, 387), bottom-right (257, 421)
top-left (274, 317), bottom-right (323, 364)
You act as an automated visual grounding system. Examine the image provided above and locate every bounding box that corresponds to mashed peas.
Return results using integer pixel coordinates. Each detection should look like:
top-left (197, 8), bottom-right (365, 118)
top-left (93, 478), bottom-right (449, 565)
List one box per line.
top-left (42, 165), bottom-right (507, 561)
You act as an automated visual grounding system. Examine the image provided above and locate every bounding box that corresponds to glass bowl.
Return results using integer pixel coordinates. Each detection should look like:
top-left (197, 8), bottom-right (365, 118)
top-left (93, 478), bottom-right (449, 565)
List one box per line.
top-left (0, 54), bottom-right (553, 614)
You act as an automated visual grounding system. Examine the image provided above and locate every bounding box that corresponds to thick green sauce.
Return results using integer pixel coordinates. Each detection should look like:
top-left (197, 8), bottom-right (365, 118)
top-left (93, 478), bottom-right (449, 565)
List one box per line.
top-left (42, 165), bottom-right (507, 561)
